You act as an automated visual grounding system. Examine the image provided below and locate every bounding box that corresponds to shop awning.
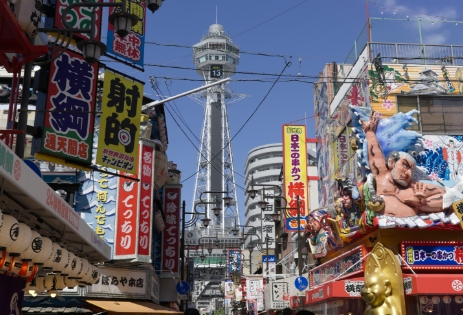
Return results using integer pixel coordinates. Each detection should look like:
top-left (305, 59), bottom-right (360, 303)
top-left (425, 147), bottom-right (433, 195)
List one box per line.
top-left (86, 300), bottom-right (184, 314)
top-left (0, 141), bottom-right (111, 263)
top-left (407, 274), bottom-right (463, 295)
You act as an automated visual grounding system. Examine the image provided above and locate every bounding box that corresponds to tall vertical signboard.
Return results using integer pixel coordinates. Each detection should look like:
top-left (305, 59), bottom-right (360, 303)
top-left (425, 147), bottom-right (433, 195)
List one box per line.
top-left (114, 168), bottom-right (139, 259)
top-left (161, 186), bottom-right (181, 277)
top-left (106, 0), bottom-right (146, 70)
top-left (282, 125), bottom-right (308, 232)
top-left (40, 50), bottom-right (98, 165)
top-left (75, 112), bottom-right (116, 254)
top-left (97, 70), bottom-right (143, 175)
top-left (138, 141), bottom-right (154, 260)
top-left (113, 141), bottom-right (154, 260)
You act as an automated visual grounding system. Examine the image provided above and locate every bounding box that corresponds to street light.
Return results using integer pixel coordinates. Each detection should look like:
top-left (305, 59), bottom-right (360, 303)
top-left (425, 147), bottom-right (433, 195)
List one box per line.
top-left (271, 212), bottom-right (281, 222)
top-left (146, 0), bottom-right (163, 13)
top-left (202, 217), bottom-right (211, 228)
top-left (39, 0), bottom-right (141, 65)
top-left (231, 227), bottom-right (239, 236)
top-left (246, 176), bottom-right (282, 200)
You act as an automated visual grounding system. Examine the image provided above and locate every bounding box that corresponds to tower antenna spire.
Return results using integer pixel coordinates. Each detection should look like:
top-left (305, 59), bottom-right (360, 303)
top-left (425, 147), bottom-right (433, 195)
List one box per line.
top-left (216, 6), bottom-right (218, 24)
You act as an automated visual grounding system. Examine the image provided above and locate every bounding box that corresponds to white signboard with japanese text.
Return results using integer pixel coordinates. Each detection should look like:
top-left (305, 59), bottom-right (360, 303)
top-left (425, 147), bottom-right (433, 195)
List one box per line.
top-left (89, 268), bottom-right (147, 294)
top-left (246, 276), bottom-right (264, 311)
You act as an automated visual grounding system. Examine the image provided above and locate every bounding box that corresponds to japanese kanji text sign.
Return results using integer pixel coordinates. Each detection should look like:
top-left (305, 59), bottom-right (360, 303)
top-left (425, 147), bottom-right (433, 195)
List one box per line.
top-left (97, 70), bottom-right (143, 174)
top-left (91, 267), bottom-right (147, 295)
top-left (138, 141), bottom-right (154, 258)
top-left (162, 186), bottom-right (181, 275)
top-left (106, 0), bottom-right (146, 69)
top-left (228, 250), bottom-right (241, 273)
top-left (41, 50), bottom-right (97, 164)
top-left (282, 125), bottom-right (308, 231)
top-left (55, 0), bottom-right (103, 41)
top-left (401, 241), bottom-right (463, 269)
top-left (114, 165), bottom-right (140, 259)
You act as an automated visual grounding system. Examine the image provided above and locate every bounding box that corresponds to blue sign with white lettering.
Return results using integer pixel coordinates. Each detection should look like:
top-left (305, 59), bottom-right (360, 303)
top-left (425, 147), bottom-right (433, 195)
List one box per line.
top-left (294, 276), bottom-right (309, 291)
top-left (176, 280), bottom-right (190, 295)
top-left (262, 255), bottom-right (276, 262)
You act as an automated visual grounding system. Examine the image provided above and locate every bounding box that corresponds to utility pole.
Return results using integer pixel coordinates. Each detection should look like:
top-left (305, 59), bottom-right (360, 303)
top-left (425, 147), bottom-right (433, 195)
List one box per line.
top-left (180, 200), bottom-right (186, 311)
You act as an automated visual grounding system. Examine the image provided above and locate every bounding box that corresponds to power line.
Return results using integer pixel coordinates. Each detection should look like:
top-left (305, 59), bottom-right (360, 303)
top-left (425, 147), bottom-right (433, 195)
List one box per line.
top-left (145, 41), bottom-right (286, 60)
top-left (182, 59), bottom-right (292, 185)
top-left (231, 0), bottom-right (309, 39)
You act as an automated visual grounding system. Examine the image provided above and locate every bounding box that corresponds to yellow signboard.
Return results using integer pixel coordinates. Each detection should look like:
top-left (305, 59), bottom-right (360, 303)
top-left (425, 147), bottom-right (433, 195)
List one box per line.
top-left (282, 124), bottom-right (308, 232)
top-left (96, 70), bottom-right (143, 174)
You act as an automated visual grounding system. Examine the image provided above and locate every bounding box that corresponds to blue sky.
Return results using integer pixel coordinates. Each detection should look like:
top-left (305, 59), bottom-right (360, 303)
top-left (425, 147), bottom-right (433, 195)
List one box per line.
top-left (103, 0), bottom-right (461, 223)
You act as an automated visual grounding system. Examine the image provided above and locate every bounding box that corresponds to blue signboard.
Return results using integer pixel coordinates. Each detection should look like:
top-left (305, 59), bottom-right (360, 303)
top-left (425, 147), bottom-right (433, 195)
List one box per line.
top-left (294, 276), bottom-right (309, 291)
top-left (74, 115), bottom-right (116, 255)
top-left (402, 241), bottom-right (463, 269)
top-left (176, 281), bottom-right (190, 295)
top-left (106, 0), bottom-right (146, 70)
top-left (262, 255), bottom-right (276, 262)
top-left (228, 250), bottom-right (241, 273)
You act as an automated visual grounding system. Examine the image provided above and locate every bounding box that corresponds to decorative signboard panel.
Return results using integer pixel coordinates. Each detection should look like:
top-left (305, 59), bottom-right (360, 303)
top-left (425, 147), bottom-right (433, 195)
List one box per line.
top-left (401, 241), bottom-right (463, 269)
top-left (161, 186), bottom-right (181, 276)
top-left (310, 246), bottom-right (365, 287)
top-left (41, 50), bottom-right (98, 165)
top-left (282, 124), bottom-right (308, 232)
top-left (97, 69), bottom-right (143, 175)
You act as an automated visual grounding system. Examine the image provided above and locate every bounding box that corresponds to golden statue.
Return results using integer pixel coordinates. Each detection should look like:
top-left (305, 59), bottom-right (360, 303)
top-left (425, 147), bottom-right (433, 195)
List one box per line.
top-left (361, 242), bottom-right (405, 315)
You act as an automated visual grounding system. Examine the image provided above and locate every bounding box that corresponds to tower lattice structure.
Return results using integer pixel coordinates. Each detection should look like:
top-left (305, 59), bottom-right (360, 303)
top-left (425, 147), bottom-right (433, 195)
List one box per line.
top-left (190, 23), bottom-right (242, 233)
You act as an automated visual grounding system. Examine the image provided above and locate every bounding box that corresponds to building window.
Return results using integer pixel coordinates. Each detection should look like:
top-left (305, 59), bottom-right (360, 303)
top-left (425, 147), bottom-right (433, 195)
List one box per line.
top-left (397, 96), bottom-right (463, 134)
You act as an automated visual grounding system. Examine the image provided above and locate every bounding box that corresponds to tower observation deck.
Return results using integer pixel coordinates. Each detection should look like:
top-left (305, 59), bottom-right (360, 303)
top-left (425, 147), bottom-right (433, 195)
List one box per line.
top-left (191, 24), bottom-right (241, 233)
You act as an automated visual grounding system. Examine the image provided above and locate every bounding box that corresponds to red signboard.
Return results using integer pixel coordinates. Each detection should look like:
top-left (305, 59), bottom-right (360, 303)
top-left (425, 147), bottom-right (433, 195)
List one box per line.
top-left (162, 186), bottom-right (181, 275)
top-left (137, 142), bottom-right (154, 257)
top-left (54, 0), bottom-right (103, 41)
top-left (41, 50), bottom-right (97, 164)
top-left (114, 165), bottom-right (140, 258)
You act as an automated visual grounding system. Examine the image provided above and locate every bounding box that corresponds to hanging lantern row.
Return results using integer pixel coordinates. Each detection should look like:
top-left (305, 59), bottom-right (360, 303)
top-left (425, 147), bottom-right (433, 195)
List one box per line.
top-left (0, 212), bottom-right (100, 296)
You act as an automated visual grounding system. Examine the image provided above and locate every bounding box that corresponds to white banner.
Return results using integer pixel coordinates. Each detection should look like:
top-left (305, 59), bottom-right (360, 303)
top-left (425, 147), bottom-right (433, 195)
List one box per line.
top-left (89, 267), bottom-right (147, 295)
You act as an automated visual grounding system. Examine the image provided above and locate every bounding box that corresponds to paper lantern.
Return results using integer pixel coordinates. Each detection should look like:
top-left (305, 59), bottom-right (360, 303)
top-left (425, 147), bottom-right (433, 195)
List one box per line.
top-left (26, 264), bottom-right (39, 283)
top-left (8, 255), bottom-right (22, 275)
top-left (0, 249), bottom-right (9, 271)
top-left (68, 256), bottom-right (83, 279)
top-left (43, 242), bottom-right (60, 270)
top-left (53, 247), bottom-right (69, 274)
top-left (32, 236), bottom-right (53, 265)
top-left (21, 231), bottom-right (42, 261)
top-left (63, 276), bottom-right (78, 288)
top-left (44, 274), bottom-right (56, 290)
top-left (35, 276), bottom-right (46, 293)
top-left (90, 265), bottom-right (100, 284)
top-left (18, 260), bottom-right (34, 278)
top-left (78, 258), bottom-right (88, 280)
top-left (6, 223), bottom-right (32, 256)
top-left (0, 215), bottom-right (19, 249)
top-left (62, 251), bottom-right (75, 276)
top-left (55, 274), bottom-right (67, 290)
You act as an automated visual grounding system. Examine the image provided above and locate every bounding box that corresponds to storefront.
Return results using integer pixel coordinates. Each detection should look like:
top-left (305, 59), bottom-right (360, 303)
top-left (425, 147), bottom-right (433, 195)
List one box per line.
top-left (0, 136), bottom-right (112, 314)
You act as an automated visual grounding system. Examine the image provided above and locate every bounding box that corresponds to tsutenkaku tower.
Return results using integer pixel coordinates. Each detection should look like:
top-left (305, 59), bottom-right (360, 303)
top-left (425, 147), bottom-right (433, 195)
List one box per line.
top-left (190, 23), bottom-right (241, 232)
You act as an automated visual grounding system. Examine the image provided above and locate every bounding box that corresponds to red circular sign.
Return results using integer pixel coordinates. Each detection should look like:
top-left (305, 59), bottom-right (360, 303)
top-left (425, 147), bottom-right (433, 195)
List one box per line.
top-left (14, 159), bottom-right (21, 180)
